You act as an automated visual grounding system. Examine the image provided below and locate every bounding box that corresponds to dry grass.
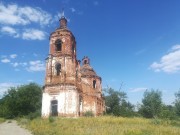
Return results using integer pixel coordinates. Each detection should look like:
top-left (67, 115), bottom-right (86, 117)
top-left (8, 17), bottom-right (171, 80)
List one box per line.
top-left (24, 116), bottom-right (180, 135)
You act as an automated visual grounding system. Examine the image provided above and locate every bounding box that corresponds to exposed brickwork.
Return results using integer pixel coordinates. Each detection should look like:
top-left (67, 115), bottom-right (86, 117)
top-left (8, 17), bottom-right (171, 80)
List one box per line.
top-left (42, 15), bottom-right (105, 117)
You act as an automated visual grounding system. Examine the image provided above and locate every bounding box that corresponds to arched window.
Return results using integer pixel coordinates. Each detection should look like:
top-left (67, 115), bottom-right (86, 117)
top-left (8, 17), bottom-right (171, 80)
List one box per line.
top-left (93, 80), bottom-right (96, 89)
top-left (55, 39), bottom-right (62, 51)
top-left (79, 96), bottom-right (82, 103)
top-left (84, 60), bottom-right (87, 64)
top-left (55, 63), bottom-right (61, 76)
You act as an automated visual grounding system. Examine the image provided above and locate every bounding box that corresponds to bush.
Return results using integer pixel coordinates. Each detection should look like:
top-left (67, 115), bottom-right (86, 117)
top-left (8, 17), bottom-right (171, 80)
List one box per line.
top-left (151, 118), bottom-right (161, 125)
top-left (160, 105), bottom-right (177, 120)
top-left (19, 118), bottom-right (29, 125)
top-left (27, 110), bottom-right (41, 120)
top-left (49, 116), bottom-right (55, 123)
top-left (84, 111), bottom-right (94, 117)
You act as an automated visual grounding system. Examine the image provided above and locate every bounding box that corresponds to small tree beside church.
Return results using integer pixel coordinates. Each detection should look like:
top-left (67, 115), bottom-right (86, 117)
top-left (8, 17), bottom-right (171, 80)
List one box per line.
top-left (104, 87), bottom-right (135, 117)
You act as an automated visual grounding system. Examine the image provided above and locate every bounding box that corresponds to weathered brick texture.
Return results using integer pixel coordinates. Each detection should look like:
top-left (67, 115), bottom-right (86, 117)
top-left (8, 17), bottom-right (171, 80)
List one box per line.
top-left (42, 16), bottom-right (105, 117)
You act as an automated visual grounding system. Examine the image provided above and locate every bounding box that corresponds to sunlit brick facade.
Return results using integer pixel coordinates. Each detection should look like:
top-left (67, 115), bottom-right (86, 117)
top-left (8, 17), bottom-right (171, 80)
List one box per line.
top-left (41, 15), bottom-right (105, 117)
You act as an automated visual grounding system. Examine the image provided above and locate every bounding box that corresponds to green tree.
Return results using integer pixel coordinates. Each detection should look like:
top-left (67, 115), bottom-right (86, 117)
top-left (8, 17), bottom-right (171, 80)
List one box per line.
top-left (0, 83), bottom-right (42, 118)
top-left (139, 89), bottom-right (162, 118)
top-left (160, 104), bottom-right (176, 120)
top-left (175, 90), bottom-right (180, 116)
top-left (104, 87), bottom-right (135, 117)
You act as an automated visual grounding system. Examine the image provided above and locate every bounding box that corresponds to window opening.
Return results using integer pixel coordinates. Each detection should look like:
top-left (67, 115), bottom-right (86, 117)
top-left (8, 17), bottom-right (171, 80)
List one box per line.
top-left (93, 80), bottom-right (96, 89)
top-left (55, 39), bottom-right (62, 51)
top-left (55, 63), bottom-right (61, 76)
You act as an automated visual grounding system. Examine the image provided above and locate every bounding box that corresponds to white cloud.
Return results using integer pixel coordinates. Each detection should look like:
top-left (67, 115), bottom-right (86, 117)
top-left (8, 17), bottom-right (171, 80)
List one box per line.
top-left (0, 3), bottom-right (64, 40)
top-left (22, 29), bottom-right (46, 40)
top-left (130, 87), bottom-right (147, 93)
top-left (27, 60), bottom-right (45, 72)
top-left (1, 26), bottom-right (19, 38)
top-left (70, 8), bottom-right (76, 13)
top-left (55, 12), bottom-right (66, 19)
top-left (0, 3), bottom-right (57, 40)
top-left (19, 6), bottom-right (52, 26)
top-left (0, 4), bottom-right (28, 25)
top-left (11, 62), bottom-right (27, 67)
top-left (150, 45), bottom-right (180, 73)
top-left (171, 45), bottom-right (180, 51)
top-left (0, 3), bottom-right (52, 26)
top-left (56, 12), bottom-right (61, 18)
top-left (0, 83), bottom-right (19, 98)
top-left (1, 58), bottom-right (10, 63)
top-left (21, 62), bottom-right (27, 66)
top-left (10, 54), bottom-right (17, 59)
top-left (1, 27), bottom-right (46, 40)
top-left (11, 62), bottom-right (19, 67)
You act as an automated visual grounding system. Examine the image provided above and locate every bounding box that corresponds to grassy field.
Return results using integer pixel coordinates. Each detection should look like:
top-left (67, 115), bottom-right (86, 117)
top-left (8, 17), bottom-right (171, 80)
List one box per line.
top-left (20, 116), bottom-right (180, 135)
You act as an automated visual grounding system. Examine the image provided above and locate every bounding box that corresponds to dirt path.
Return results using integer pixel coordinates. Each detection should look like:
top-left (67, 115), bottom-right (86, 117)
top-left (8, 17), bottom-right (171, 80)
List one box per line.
top-left (0, 120), bottom-right (33, 135)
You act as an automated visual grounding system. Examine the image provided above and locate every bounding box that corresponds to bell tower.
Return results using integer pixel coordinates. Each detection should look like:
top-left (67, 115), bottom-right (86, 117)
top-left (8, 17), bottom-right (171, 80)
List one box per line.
top-left (42, 14), bottom-right (80, 117)
top-left (45, 15), bottom-right (77, 85)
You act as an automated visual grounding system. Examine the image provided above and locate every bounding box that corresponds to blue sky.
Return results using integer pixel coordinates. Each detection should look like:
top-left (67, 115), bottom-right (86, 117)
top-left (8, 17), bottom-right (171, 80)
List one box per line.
top-left (0, 0), bottom-right (180, 105)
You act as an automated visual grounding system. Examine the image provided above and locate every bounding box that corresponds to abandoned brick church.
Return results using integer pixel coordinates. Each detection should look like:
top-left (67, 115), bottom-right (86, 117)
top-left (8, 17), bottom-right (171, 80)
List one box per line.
top-left (41, 15), bottom-right (105, 117)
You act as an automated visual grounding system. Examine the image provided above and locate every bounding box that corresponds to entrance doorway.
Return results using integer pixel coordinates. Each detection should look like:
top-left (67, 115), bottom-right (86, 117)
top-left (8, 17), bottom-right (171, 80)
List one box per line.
top-left (51, 100), bottom-right (58, 116)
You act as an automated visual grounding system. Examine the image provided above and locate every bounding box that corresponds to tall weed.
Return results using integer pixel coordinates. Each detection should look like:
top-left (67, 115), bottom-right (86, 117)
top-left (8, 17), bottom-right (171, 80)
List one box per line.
top-left (25, 116), bottom-right (180, 135)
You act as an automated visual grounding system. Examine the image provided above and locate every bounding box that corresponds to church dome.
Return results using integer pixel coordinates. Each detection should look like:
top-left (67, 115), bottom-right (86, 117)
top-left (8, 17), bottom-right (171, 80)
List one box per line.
top-left (80, 64), bottom-right (98, 77)
top-left (80, 56), bottom-right (100, 78)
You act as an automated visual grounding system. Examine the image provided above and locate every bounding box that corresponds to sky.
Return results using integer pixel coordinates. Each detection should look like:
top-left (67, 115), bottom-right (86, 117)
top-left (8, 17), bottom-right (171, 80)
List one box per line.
top-left (0, 0), bottom-right (180, 105)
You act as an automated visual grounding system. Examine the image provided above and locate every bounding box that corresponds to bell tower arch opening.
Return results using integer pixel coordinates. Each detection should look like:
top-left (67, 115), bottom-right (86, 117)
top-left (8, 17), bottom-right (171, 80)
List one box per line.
top-left (55, 63), bottom-right (61, 76)
top-left (55, 39), bottom-right (62, 51)
top-left (82, 56), bottom-right (90, 65)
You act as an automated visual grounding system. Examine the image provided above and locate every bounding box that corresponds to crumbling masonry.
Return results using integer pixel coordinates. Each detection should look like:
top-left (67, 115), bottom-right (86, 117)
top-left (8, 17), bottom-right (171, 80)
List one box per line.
top-left (41, 15), bottom-right (105, 117)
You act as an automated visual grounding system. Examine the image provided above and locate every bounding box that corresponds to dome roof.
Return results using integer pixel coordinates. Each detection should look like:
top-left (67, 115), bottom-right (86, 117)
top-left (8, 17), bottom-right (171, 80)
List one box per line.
top-left (80, 56), bottom-right (101, 79)
top-left (80, 64), bottom-right (98, 78)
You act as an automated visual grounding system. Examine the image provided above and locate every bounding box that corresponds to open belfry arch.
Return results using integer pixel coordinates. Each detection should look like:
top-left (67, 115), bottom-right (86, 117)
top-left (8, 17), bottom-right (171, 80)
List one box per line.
top-left (41, 14), bottom-right (105, 117)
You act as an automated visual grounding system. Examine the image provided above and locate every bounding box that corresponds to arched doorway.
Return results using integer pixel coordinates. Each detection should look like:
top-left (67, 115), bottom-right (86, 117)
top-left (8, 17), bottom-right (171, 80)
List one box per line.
top-left (51, 100), bottom-right (58, 116)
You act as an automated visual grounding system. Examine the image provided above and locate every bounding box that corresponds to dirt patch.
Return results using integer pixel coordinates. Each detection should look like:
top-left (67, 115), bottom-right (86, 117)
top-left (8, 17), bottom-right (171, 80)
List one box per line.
top-left (0, 120), bottom-right (32, 135)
